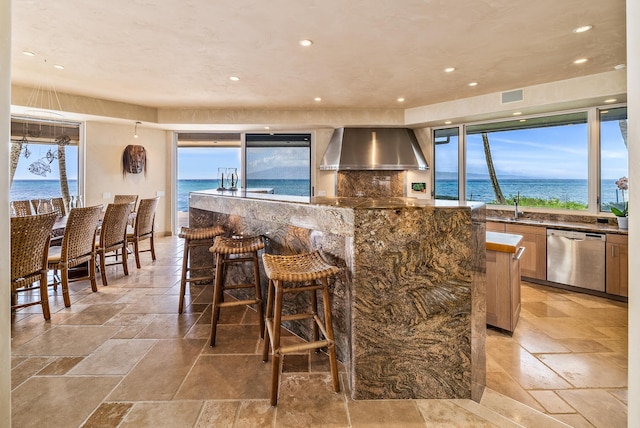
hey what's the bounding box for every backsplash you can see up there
[337,171,404,197]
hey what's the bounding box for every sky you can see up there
[438,121,628,180]
[12,143,78,180]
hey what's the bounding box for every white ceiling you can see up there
[11,0,626,111]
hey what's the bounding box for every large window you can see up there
[176,133,241,230]
[9,117,80,205]
[245,133,311,196]
[464,112,589,210]
[600,107,628,214]
[433,127,459,200]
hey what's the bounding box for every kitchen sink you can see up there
[487,217,545,224]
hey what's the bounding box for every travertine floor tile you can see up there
[12,376,121,428]
[194,401,240,427]
[108,339,206,401]
[349,399,425,427]
[556,389,627,428]
[175,354,270,400]
[480,388,570,428]
[416,399,508,427]
[275,373,349,428]
[236,401,276,428]
[201,324,262,354]
[119,401,203,428]
[528,390,575,414]
[135,313,199,338]
[82,402,133,428]
[68,338,156,375]
[13,325,120,356]
[538,353,627,388]
[11,356,53,389]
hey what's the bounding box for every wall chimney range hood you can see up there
[320,127,428,171]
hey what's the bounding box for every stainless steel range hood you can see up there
[319,127,428,171]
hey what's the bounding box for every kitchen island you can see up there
[188,190,486,401]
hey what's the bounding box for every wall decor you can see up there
[122,144,147,176]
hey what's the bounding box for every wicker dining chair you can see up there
[96,202,133,285]
[11,200,33,217]
[11,213,58,320]
[47,205,103,307]
[126,197,159,268]
[114,194,139,208]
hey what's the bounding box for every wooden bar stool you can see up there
[209,235,265,346]
[178,225,224,313]
[261,250,340,406]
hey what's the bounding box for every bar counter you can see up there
[188,189,487,401]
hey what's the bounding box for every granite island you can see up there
[188,190,487,401]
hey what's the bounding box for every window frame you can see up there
[431,104,627,216]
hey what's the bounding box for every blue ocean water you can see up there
[11,178,623,212]
[177,179,310,211]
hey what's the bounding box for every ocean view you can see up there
[10,178,623,212]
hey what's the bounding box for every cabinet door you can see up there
[486,222,506,232]
[606,234,628,297]
[505,224,546,280]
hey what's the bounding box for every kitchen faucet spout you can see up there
[514,192,523,219]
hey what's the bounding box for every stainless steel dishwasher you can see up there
[546,229,606,291]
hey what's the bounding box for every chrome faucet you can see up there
[514,192,523,219]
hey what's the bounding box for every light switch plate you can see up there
[156,191,165,197]
[102,192,111,199]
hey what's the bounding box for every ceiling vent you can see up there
[501,89,524,104]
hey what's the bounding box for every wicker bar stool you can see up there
[178,225,224,313]
[209,235,265,346]
[261,250,340,406]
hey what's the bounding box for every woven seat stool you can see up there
[209,235,265,346]
[261,250,340,406]
[178,225,224,313]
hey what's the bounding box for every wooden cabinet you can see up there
[505,224,546,280]
[606,234,628,297]
[486,232,523,332]
[486,222,506,232]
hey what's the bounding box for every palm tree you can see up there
[481,132,506,204]
[9,140,23,187]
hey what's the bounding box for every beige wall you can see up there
[84,121,172,234]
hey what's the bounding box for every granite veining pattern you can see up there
[337,170,405,197]
[189,191,485,401]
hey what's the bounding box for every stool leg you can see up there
[178,239,190,314]
[270,279,284,406]
[321,277,340,393]
[310,281,319,343]
[252,251,265,339]
[262,278,275,362]
[210,253,225,347]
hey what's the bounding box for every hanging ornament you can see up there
[45,149,58,164]
[28,159,51,177]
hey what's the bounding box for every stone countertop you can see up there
[486,232,523,253]
[192,189,483,210]
[486,216,628,236]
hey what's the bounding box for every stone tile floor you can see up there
[10,236,626,427]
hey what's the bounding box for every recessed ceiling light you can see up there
[614,64,626,70]
[573,58,588,64]
[444,121,452,125]
[53,64,64,70]
[513,111,522,116]
[519,119,526,122]
[314,97,322,102]
[299,39,313,47]
[264,126,270,130]
[573,25,593,33]
[468,82,478,87]
[397,97,405,102]
[22,50,35,57]
[229,76,240,81]
[604,98,617,103]
[444,67,455,73]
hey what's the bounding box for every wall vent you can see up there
[501,89,524,104]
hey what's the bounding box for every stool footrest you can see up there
[218,299,260,308]
[184,275,214,282]
[185,265,215,271]
[223,283,257,290]
[282,284,324,294]
[281,313,315,322]
[280,340,330,355]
